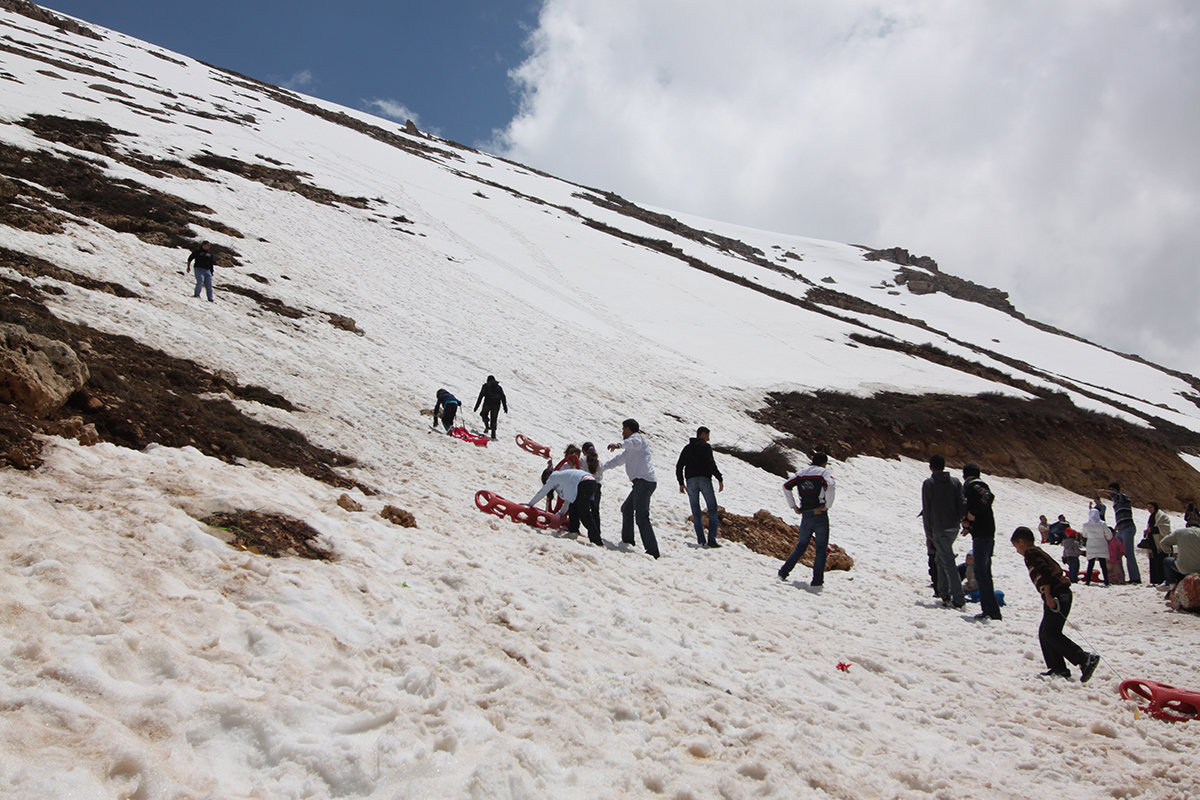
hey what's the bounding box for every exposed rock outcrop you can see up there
[0,322,88,417]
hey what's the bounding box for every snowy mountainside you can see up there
[2,4,1199,799]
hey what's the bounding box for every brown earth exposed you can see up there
[752,389,1200,511]
[691,506,854,570]
[201,510,332,560]
[0,265,369,493]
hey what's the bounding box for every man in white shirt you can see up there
[604,418,660,558]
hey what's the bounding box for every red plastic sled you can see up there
[475,490,566,530]
[1119,679,1200,722]
[451,426,489,447]
[515,433,550,458]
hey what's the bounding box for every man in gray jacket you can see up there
[922,454,966,608]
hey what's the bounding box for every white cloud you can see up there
[366,98,421,127]
[498,0,1200,374]
[281,69,315,90]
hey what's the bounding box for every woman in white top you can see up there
[1081,507,1112,586]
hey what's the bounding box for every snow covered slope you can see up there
[1,5,1198,799]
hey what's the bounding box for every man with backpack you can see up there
[473,375,508,439]
[962,463,1001,621]
[778,452,836,587]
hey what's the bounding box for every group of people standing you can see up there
[1038,484,1199,596]
[527,419,727,560]
[917,454,1102,681]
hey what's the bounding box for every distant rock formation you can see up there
[0,0,101,39]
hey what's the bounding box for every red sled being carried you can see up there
[475,490,565,530]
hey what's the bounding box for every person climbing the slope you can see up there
[432,389,461,433]
[473,375,508,440]
[185,240,215,302]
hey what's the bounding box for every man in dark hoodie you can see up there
[962,463,1001,621]
[473,375,508,439]
[675,426,725,548]
[186,240,215,302]
[922,454,966,608]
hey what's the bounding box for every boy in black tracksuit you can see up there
[1011,527,1100,682]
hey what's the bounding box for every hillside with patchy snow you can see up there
[1,4,1198,799]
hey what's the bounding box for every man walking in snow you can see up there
[473,375,508,439]
[922,454,966,608]
[1010,526,1101,682]
[778,452,836,587]
[676,426,724,548]
[604,419,660,558]
[186,240,215,302]
[962,463,1001,621]
[1101,481,1141,584]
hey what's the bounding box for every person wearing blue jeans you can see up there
[604,419,660,558]
[676,426,724,547]
[1103,482,1142,584]
[963,463,1001,620]
[186,241,215,301]
[778,452,836,586]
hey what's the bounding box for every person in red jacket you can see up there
[1011,526,1100,682]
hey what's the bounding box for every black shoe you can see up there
[1039,669,1072,680]
[810,581,823,587]
[1080,653,1101,684]
[778,570,788,581]
[973,612,991,621]
[952,601,966,609]
[707,541,721,549]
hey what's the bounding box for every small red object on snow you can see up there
[515,433,551,458]
[837,662,852,672]
[1119,679,1200,722]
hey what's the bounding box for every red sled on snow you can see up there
[475,490,566,530]
[451,426,489,447]
[1119,679,1200,722]
[515,433,550,459]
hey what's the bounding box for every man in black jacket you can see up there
[186,241,215,301]
[474,376,507,439]
[675,427,724,547]
[963,463,1001,621]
